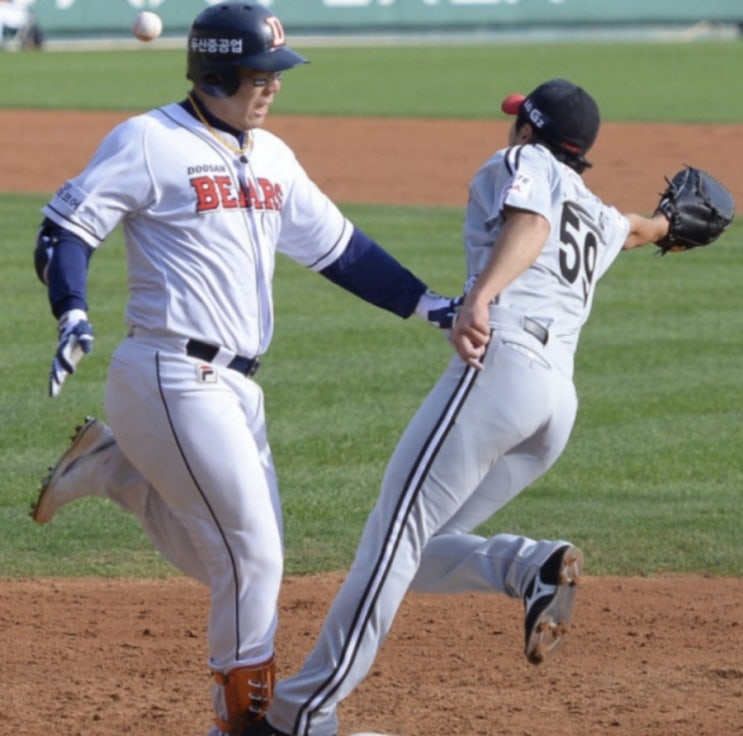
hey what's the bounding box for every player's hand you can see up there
[49,309,95,398]
[451,299,490,370]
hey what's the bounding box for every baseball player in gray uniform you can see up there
[226,79,674,736]
[30,4,457,735]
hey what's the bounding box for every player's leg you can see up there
[408,377,578,597]
[32,416,213,584]
[407,372,582,665]
[110,460,213,584]
[267,340,561,734]
[106,338,282,733]
[264,357,473,735]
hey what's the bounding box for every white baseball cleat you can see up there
[31,417,116,524]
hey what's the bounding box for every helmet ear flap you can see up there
[197,68,241,99]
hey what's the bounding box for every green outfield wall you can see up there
[27,0,743,38]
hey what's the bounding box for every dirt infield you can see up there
[3,575,743,736]
[3,110,743,209]
[2,109,742,736]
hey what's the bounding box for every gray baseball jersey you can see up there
[263,143,631,736]
[464,143,629,358]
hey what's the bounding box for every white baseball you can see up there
[132,11,163,42]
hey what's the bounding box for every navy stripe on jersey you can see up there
[293,363,481,736]
[306,218,352,270]
[43,204,103,244]
[504,144,525,177]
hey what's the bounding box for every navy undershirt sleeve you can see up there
[39,223,93,318]
[320,227,427,318]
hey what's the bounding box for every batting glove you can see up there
[415,290,464,330]
[49,309,95,398]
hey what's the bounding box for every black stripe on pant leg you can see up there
[154,352,244,661]
[294,363,481,735]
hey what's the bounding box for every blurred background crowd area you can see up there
[1,0,741,52]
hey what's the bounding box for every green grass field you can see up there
[1,40,741,578]
[2,41,742,121]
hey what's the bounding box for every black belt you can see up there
[186,339,261,377]
[522,317,549,346]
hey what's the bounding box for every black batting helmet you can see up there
[187,2,309,98]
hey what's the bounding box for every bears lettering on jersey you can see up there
[190,175,284,213]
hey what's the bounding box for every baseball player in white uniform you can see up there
[31,4,458,735]
[225,79,672,736]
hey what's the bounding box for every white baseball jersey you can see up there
[43,102,353,357]
[41,101,361,688]
[464,143,630,356]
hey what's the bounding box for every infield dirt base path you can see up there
[2,110,743,209]
[1,109,742,736]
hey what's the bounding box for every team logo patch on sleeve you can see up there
[508,173,533,199]
[52,181,86,212]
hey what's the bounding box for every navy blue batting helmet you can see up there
[187,2,308,98]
